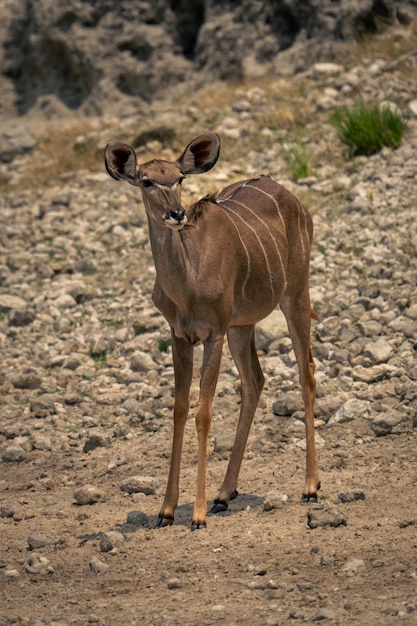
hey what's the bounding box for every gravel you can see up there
[0,53,416,625]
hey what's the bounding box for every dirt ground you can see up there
[1,397,417,626]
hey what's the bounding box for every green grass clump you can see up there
[158,338,171,353]
[330,99,407,157]
[281,142,312,180]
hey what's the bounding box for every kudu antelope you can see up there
[104,133,320,530]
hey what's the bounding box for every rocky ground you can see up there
[1,37,417,626]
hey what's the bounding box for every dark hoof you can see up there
[191,520,207,531]
[302,482,321,504]
[156,514,174,528]
[210,490,239,514]
[302,492,318,503]
[211,500,228,514]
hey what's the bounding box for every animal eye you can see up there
[178,176,186,185]
[142,179,153,188]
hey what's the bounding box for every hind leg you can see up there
[280,292,320,501]
[212,325,264,512]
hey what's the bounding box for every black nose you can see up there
[170,209,185,222]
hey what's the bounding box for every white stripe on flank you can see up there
[225,196,286,287]
[245,183,287,235]
[220,201,276,300]
[218,181,248,203]
[293,196,309,260]
[221,209,251,298]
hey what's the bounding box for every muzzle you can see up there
[164,208,188,230]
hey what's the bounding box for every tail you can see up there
[310,308,322,322]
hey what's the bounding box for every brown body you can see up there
[105,134,319,530]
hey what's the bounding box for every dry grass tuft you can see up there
[22,121,110,189]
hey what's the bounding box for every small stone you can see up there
[24,553,54,575]
[167,577,182,589]
[297,581,314,591]
[112,423,130,438]
[8,309,35,327]
[73,484,107,505]
[315,89,339,111]
[130,351,157,372]
[247,579,267,590]
[312,62,344,77]
[0,125,37,162]
[90,335,107,356]
[11,370,42,390]
[114,326,131,342]
[83,432,112,453]
[107,453,128,470]
[1,445,27,462]
[338,490,365,503]
[255,309,288,350]
[73,255,96,274]
[64,391,82,405]
[30,395,56,418]
[1,423,24,439]
[100,531,125,552]
[120,476,157,495]
[352,364,401,384]
[14,436,33,452]
[307,505,348,529]
[213,431,235,453]
[89,556,109,574]
[398,519,416,529]
[327,399,370,426]
[406,362,417,381]
[371,411,405,436]
[0,294,27,311]
[263,491,288,511]
[341,558,366,576]
[54,294,77,309]
[407,99,417,117]
[126,510,149,527]
[320,553,335,566]
[1,506,15,518]
[267,579,278,589]
[295,433,325,450]
[363,339,394,364]
[62,355,83,370]
[356,319,383,337]
[32,434,53,451]
[272,391,302,416]
[27,535,55,550]
[132,493,147,504]
[313,606,337,621]
[4,568,20,578]
[121,398,144,416]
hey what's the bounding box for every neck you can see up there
[147,215,195,292]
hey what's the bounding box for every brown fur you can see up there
[105,134,320,530]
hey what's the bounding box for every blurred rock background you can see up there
[1,0,416,119]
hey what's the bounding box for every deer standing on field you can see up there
[104,133,320,530]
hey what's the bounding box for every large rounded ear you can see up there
[104,142,137,184]
[177,133,220,175]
